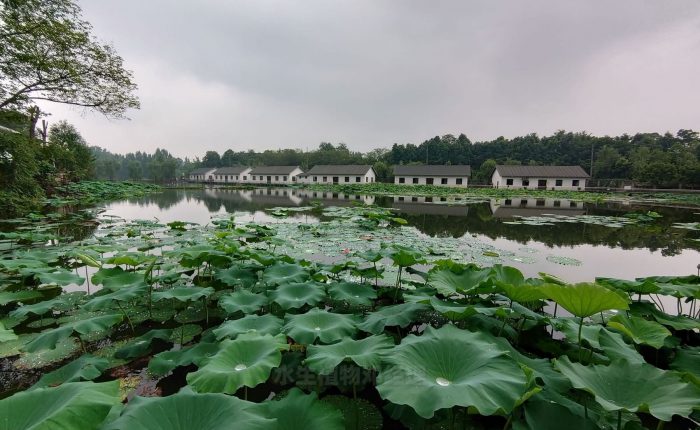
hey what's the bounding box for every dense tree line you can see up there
[91,147,188,182]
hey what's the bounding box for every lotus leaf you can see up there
[513,394,599,430]
[305,334,394,375]
[427,266,491,296]
[357,302,429,335]
[597,328,645,365]
[0,322,18,342]
[263,262,310,285]
[0,381,119,430]
[152,286,213,302]
[218,289,268,314]
[114,329,172,359]
[82,284,149,310]
[25,313,124,352]
[262,388,344,430]
[215,266,258,288]
[105,386,273,430]
[187,333,289,393]
[0,290,42,306]
[148,342,220,376]
[327,281,376,306]
[554,356,700,421]
[31,354,110,389]
[271,281,326,309]
[629,302,700,331]
[92,268,147,291]
[213,314,283,339]
[607,314,671,349]
[538,282,629,318]
[322,396,383,430]
[670,347,700,383]
[37,270,85,287]
[376,324,529,418]
[388,245,425,267]
[283,308,359,344]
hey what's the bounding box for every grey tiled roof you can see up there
[189,167,217,175]
[213,166,251,175]
[495,165,590,178]
[249,166,301,175]
[302,165,373,175]
[393,164,471,176]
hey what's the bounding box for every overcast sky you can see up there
[43,1,700,159]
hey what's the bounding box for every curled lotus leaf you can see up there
[25,313,124,352]
[91,268,147,291]
[305,334,394,375]
[105,386,273,430]
[427,265,492,296]
[554,356,700,421]
[0,381,120,430]
[218,289,268,314]
[148,342,220,376]
[327,281,376,307]
[376,324,530,418]
[214,266,258,289]
[30,354,110,389]
[607,313,671,349]
[152,286,214,302]
[82,284,149,311]
[187,333,289,394]
[213,314,283,340]
[36,269,85,287]
[0,322,18,342]
[270,281,326,310]
[262,387,344,430]
[538,283,629,318]
[283,308,359,344]
[0,290,43,306]
[358,303,430,335]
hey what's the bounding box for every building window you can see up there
[504,199,512,206]
[313,176,317,182]
[553,200,561,207]
[365,177,368,182]
[398,196,404,201]
[323,176,327,182]
[441,178,447,184]
[520,199,527,206]
[412,178,418,184]
[356,176,361,182]
[570,201,577,208]
[399,177,405,184]
[411,197,418,202]
[425,197,433,203]
[506,178,513,185]
[555,179,563,186]
[522,179,530,186]
[536,199,545,206]
[345,176,350,182]
[275,176,279,181]
[572,179,580,186]
[456,178,463,185]
[252,176,256,180]
[243,176,247,180]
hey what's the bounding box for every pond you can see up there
[100,187,700,284]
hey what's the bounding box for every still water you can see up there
[102,187,700,283]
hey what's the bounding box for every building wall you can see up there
[210,168,252,183]
[189,169,217,182]
[300,170,375,184]
[491,170,586,190]
[394,175,469,187]
[248,167,303,184]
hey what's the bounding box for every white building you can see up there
[248,166,304,184]
[298,165,376,184]
[188,167,217,182]
[211,166,252,183]
[491,165,589,190]
[393,165,471,187]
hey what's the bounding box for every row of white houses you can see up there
[189,164,589,190]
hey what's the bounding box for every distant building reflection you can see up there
[489,198,586,218]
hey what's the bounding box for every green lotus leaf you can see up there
[550,318,604,349]
[629,302,700,331]
[425,297,480,321]
[263,262,310,285]
[0,290,43,306]
[355,249,383,263]
[538,283,629,318]
[187,333,289,393]
[91,268,147,291]
[512,392,599,430]
[427,265,491,296]
[0,381,119,430]
[262,388,344,430]
[152,286,214,302]
[388,245,425,267]
[0,321,18,342]
[283,308,359,344]
[492,266,546,303]
[218,289,268,314]
[271,281,326,309]
[114,329,172,359]
[148,342,220,376]
[554,356,700,421]
[30,354,110,389]
[596,277,660,294]
[305,334,394,375]
[213,314,283,339]
[214,266,258,288]
[597,327,645,365]
[25,313,124,352]
[10,293,85,319]
[82,284,149,311]
[169,323,203,344]
[105,252,152,268]
[327,281,376,307]
[74,252,102,268]
[607,314,671,349]
[322,396,382,430]
[376,324,529,418]
[105,386,273,430]
[357,303,429,335]
[37,270,85,287]
[670,347,700,383]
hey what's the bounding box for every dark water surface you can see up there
[101,187,700,284]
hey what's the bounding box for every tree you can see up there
[202,151,221,168]
[0,0,139,117]
[221,149,236,166]
[476,159,497,184]
[46,120,93,181]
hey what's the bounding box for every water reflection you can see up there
[104,187,700,257]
